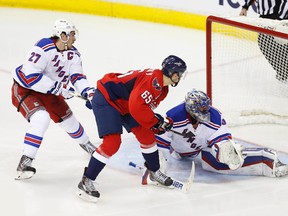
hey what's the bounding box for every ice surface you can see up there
[1,7,288,216]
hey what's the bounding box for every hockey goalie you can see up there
[156,89,288,177]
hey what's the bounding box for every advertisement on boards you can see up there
[107,0,258,16]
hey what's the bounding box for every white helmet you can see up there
[52,19,78,38]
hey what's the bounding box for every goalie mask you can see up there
[185,89,211,122]
[52,19,78,42]
[162,55,187,87]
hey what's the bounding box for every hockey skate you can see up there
[142,166,173,188]
[15,155,36,180]
[273,161,288,177]
[77,172,100,202]
[79,140,96,155]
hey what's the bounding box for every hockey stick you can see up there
[129,160,195,193]
[68,90,88,100]
[170,129,195,138]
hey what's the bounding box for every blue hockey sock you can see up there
[142,150,160,172]
[84,157,106,180]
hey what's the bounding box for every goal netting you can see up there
[206,16,288,126]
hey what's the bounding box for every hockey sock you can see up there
[142,150,160,172]
[85,157,106,180]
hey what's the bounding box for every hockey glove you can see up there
[48,81,75,99]
[81,87,95,110]
[151,113,173,135]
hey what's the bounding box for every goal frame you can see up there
[206,15,288,103]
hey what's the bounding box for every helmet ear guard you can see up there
[185,89,211,122]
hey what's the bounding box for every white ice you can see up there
[1,7,288,216]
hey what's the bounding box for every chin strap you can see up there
[64,43,68,51]
[59,36,69,51]
[170,78,179,87]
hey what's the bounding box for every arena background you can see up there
[0,0,258,30]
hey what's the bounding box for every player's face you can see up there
[61,31,76,49]
[66,31,76,49]
[171,72,181,85]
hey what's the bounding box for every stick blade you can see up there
[171,161,195,193]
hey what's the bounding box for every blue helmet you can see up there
[162,55,187,78]
[185,89,211,122]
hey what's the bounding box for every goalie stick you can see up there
[128,160,195,193]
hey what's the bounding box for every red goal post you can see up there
[206,16,288,126]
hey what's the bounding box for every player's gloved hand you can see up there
[48,82,75,99]
[151,113,173,135]
[81,87,95,110]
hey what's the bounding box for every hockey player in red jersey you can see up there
[77,55,187,202]
[11,19,96,180]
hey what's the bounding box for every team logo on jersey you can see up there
[34,102,39,107]
[152,77,161,91]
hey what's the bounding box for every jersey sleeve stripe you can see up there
[202,122,220,130]
[70,73,87,85]
[16,66,43,88]
[173,119,190,128]
[156,136,170,149]
[42,43,56,52]
[208,133,232,147]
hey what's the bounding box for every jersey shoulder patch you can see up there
[35,38,56,52]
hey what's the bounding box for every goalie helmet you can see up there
[162,55,187,79]
[52,19,78,38]
[185,89,211,122]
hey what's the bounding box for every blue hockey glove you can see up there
[81,87,95,109]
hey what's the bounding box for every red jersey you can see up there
[97,69,169,129]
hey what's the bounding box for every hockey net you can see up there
[206,16,288,126]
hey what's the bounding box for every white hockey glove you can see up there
[81,87,95,109]
[216,139,244,170]
[48,81,75,99]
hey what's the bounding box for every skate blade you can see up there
[15,171,35,180]
[148,179,174,189]
[76,189,99,203]
[142,176,174,189]
[142,169,173,189]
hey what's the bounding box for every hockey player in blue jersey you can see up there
[156,89,288,177]
[11,19,96,180]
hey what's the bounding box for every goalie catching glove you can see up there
[151,113,173,135]
[216,139,245,170]
[48,81,75,99]
[81,87,95,110]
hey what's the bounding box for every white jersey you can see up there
[12,38,90,95]
[156,102,232,157]
[156,102,284,177]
